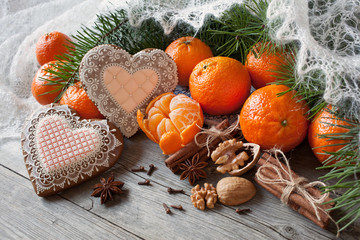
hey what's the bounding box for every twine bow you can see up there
[256,149,328,220]
[255,149,339,236]
[194,119,240,156]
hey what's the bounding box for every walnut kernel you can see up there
[191,183,217,210]
[211,139,260,176]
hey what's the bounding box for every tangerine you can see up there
[165,37,213,86]
[189,56,251,115]
[31,61,64,105]
[137,92,204,154]
[245,43,286,89]
[36,31,73,66]
[308,105,352,165]
[240,85,309,152]
[60,82,104,119]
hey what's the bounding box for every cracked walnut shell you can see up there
[211,139,260,176]
[216,177,256,206]
[191,183,217,210]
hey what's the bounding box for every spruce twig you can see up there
[49,11,130,102]
[314,109,360,232]
[198,0,270,63]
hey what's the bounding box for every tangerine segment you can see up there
[137,110,158,143]
[308,106,351,165]
[159,132,182,155]
[153,92,174,117]
[137,92,204,154]
[169,94,204,132]
[240,85,309,153]
[145,92,172,113]
[180,120,203,145]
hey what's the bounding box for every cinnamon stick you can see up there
[165,119,231,172]
[255,153,334,229]
[260,153,332,202]
[255,178,327,228]
[255,166,330,228]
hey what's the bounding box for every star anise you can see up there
[91,175,124,204]
[179,153,208,185]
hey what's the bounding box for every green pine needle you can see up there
[198,0,270,63]
[314,108,360,232]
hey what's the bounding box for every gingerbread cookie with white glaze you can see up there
[79,44,178,138]
[21,104,124,197]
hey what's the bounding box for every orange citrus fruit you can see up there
[240,85,309,152]
[308,105,352,165]
[165,37,213,86]
[245,43,286,89]
[36,31,73,66]
[32,60,65,105]
[189,56,251,115]
[60,82,104,119]
[137,92,204,154]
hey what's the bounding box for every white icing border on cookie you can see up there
[22,105,122,194]
[79,45,178,138]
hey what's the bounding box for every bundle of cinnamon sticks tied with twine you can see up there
[165,119,240,173]
[255,150,337,232]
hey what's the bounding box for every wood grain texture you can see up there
[1,134,359,240]
[0,166,139,240]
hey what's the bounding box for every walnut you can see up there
[216,177,256,206]
[190,183,217,210]
[211,139,260,176]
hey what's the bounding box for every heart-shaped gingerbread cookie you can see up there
[79,45,178,138]
[21,104,123,197]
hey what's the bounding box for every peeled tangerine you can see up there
[137,92,204,154]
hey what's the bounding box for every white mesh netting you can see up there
[1,0,359,141]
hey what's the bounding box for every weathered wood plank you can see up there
[58,134,348,240]
[1,134,359,239]
[0,165,141,240]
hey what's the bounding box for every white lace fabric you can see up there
[22,104,121,194]
[268,0,360,119]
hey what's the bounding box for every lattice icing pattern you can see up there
[22,104,122,195]
[36,115,101,173]
[103,66,158,113]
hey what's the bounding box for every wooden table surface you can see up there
[1,132,359,240]
[1,1,359,239]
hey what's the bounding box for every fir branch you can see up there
[314,108,360,232]
[273,45,327,118]
[198,0,270,63]
[50,11,130,102]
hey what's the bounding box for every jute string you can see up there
[194,119,240,156]
[255,149,339,236]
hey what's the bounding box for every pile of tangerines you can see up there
[32,31,103,119]
[32,32,349,165]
